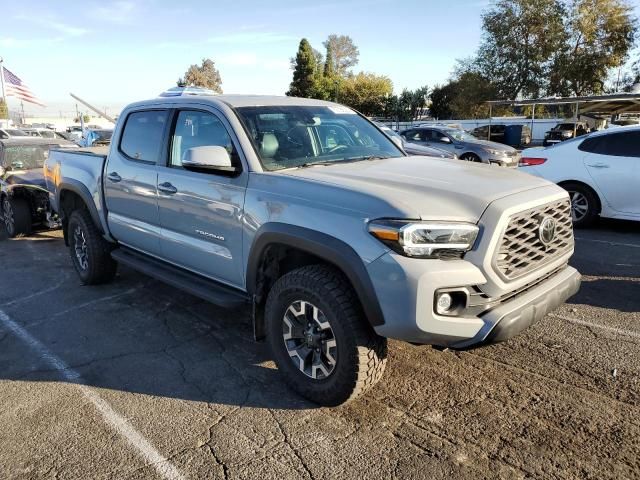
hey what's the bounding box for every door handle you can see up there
[586,163,609,169]
[158,182,177,194]
[107,172,122,182]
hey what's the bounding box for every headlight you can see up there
[368,220,479,259]
[485,148,504,156]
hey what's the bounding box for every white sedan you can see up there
[519,126,640,227]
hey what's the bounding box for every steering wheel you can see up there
[328,144,349,153]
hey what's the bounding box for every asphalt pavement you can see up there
[0,219,638,479]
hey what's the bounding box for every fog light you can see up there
[436,293,453,314]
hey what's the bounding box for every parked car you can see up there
[520,126,640,227]
[0,128,28,139]
[45,91,580,406]
[376,124,457,159]
[1,137,76,237]
[471,124,531,147]
[22,128,68,140]
[400,126,520,167]
[543,122,590,146]
[80,128,113,147]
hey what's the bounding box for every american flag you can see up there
[2,66,46,107]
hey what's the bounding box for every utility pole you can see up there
[20,101,25,125]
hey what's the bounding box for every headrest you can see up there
[259,133,279,158]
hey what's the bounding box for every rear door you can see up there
[156,108,248,288]
[581,130,640,214]
[104,109,169,255]
[428,129,457,154]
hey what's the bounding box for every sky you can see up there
[0,0,495,117]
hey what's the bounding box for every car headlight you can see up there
[485,148,504,156]
[368,220,479,259]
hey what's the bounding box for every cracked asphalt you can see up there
[0,219,638,479]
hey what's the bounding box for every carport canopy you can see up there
[482,93,640,139]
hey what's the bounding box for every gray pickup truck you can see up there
[45,90,581,406]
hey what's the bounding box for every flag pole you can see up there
[0,57,6,104]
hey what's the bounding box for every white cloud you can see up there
[207,32,295,45]
[14,15,88,37]
[91,1,137,24]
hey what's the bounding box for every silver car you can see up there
[376,124,457,159]
[400,126,520,167]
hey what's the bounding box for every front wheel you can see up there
[67,209,117,284]
[460,153,481,162]
[2,196,32,238]
[265,265,387,406]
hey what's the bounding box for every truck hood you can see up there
[280,156,552,222]
[3,169,47,189]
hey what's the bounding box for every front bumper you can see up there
[368,251,581,349]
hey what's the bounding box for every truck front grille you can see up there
[494,199,573,280]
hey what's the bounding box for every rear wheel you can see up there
[562,182,599,228]
[460,153,481,162]
[265,265,387,406]
[67,209,117,284]
[2,197,32,238]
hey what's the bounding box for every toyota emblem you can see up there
[538,216,556,246]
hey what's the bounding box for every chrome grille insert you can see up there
[494,199,573,280]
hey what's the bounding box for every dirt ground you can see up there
[0,219,638,479]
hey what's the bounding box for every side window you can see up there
[604,131,640,158]
[578,136,603,153]
[170,110,236,168]
[403,129,421,141]
[120,110,169,163]
[431,130,448,142]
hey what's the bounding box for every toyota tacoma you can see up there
[44,88,581,406]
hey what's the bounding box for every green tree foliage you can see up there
[287,39,318,97]
[0,100,8,120]
[475,0,567,99]
[337,73,393,115]
[429,83,458,119]
[322,34,360,76]
[74,114,91,123]
[178,58,223,93]
[550,0,638,96]
[324,43,336,78]
[429,72,499,119]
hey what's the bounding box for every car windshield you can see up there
[94,130,113,141]
[556,123,575,130]
[444,129,476,142]
[235,105,403,171]
[3,145,53,170]
[6,129,27,136]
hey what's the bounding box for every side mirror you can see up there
[440,137,452,144]
[182,145,236,173]
[389,135,404,150]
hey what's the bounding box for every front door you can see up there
[156,108,248,288]
[104,109,169,256]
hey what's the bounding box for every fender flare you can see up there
[57,180,104,234]
[246,223,385,327]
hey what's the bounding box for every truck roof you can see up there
[127,94,339,110]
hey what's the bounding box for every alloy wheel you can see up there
[73,225,89,270]
[282,300,337,380]
[3,199,14,235]
[569,191,589,222]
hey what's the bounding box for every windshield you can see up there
[556,123,575,130]
[235,105,403,171]
[3,145,54,170]
[6,129,27,136]
[445,129,477,142]
[94,130,113,141]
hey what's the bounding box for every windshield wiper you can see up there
[292,155,391,170]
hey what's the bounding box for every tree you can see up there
[549,0,638,96]
[337,73,393,116]
[287,39,319,98]
[475,0,567,99]
[324,43,336,78]
[0,100,8,120]
[323,34,359,76]
[74,114,91,123]
[178,58,223,93]
[429,83,459,119]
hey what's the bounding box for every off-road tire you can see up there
[67,209,117,285]
[265,264,387,406]
[562,182,599,228]
[2,196,32,238]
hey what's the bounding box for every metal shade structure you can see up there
[483,93,640,140]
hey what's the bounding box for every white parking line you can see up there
[551,313,640,340]
[0,309,185,480]
[574,237,640,249]
[1,275,68,308]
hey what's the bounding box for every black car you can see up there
[0,137,76,237]
[543,122,590,146]
[471,124,531,147]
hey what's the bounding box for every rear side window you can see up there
[579,131,640,157]
[120,110,169,163]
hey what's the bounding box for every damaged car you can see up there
[1,137,76,237]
